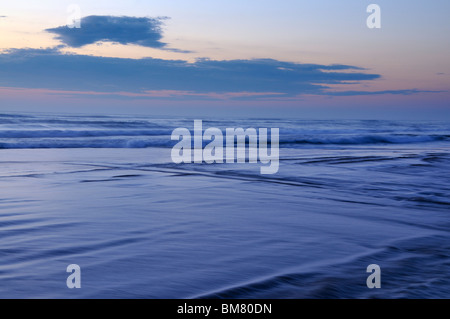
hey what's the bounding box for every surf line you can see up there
[171,120,279,174]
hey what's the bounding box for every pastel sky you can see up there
[0,0,449,119]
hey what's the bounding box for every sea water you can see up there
[0,112,449,298]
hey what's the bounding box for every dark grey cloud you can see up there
[0,48,390,98]
[45,15,169,49]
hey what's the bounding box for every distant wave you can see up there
[0,138,172,149]
[281,134,449,146]
[0,119,166,129]
[0,113,449,149]
[0,134,447,149]
[0,129,171,138]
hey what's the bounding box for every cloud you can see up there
[326,89,443,96]
[0,48,387,99]
[46,15,169,49]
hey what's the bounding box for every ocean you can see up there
[0,112,449,298]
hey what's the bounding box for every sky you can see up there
[0,0,449,119]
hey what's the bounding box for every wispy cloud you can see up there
[46,15,170,49]
[0,47,420,100]
[0,87,286,100]
[325,89,444,96]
